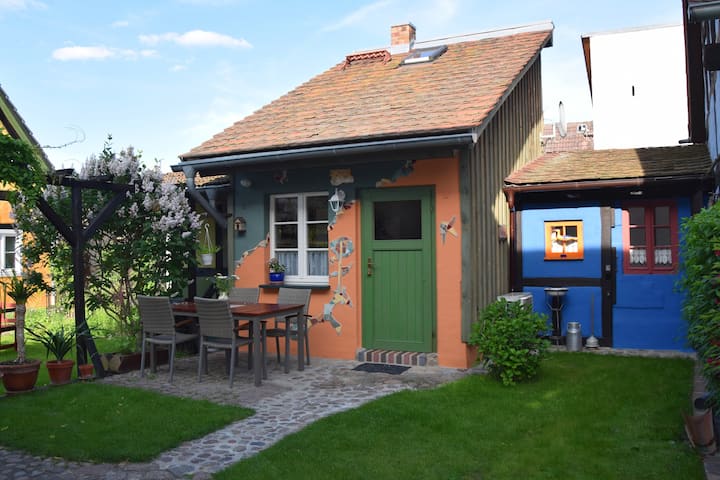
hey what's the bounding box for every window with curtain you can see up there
[622,202,677,274]
[270,192,328,283]
[0,230,18,275]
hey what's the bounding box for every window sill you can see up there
[259,283,331,291]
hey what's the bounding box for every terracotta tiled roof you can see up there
[182,25,553,160]
[541,121,594,153]
[505,144,711,185]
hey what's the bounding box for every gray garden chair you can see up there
[230,287,263,371]
[265,287,312,367]
[194,296,253,388]
[137,295,198,383]
[228,287,260,304]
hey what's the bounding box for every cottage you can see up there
[174,22,554,368]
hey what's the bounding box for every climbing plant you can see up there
[12,137,203,348]
[0,134,46,204]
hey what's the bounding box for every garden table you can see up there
[171,301,306,386]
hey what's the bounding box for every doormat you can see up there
[352,363,410,375]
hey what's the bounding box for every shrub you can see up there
[678,201,720,407]
[469,299,550,386]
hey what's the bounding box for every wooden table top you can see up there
[171,301,304,317]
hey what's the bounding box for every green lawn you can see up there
[0,382,252,462]
[215,353,704,480]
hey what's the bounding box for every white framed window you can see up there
[270,192,328,283]
[0,229,20,276]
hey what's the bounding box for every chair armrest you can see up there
[284,313,312,321]
[175,318,195,328]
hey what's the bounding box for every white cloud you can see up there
[112,20,130,28]
[139,30,252,48]
[171,64,188,72]
[0,0,46,10]
[322,0,393,32]
[52,45,157,61]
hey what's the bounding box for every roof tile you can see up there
[505,144,711,185]
[183,27,552,159]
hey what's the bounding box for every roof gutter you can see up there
[172,132,476,173]
[688,1,720,22]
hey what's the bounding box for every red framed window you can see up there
[622,201,677,274]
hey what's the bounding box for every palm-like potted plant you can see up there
[25,324,75,385]
[0,270,51,393]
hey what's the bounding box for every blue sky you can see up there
[0,0,683,172]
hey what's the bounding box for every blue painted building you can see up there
[504,145,711,351]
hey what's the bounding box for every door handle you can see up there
[367,257,374,277]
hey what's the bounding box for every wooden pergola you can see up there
[2,171,132,377]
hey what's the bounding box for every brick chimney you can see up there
[390,23,416,53]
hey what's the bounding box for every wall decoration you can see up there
[273,169,288,184]
[440,216,458,244]
[330,169,354,186]
[236,234,270,268]
[375,160,416,187]
[544,220,583,260]
[322,236,354,334]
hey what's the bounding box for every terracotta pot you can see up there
[78,363,94,380]
[0,359,41,394]
[46,359,75,386]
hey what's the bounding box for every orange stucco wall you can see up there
[233,155,473,368]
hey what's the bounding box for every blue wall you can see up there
[610,199,690,350]
[519,199,691,351]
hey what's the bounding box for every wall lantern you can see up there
[234,216,247,233]
[329,188,346,213]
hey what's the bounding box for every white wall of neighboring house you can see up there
[588,24,688,150]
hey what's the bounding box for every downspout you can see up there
[504,188,518,292]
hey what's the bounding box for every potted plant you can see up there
[268,257,286,283]
[198,223,220,266]
[214,273,238,299]
[25,323,75,386]
[0,270,51,393]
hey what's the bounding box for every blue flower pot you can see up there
[269,272,285,283]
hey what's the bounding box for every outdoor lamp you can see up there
[234,216,247,233]
[329,188,346,213]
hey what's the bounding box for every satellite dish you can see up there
[557,101,567,138]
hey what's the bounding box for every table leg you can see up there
[252,319,262,386]
[297,307,305,371]
[284,320,291,374]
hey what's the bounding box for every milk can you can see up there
[566,322,582,352]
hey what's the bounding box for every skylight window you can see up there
[401,45,448,65]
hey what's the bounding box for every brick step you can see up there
[355,349,437,367]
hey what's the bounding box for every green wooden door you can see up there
[361,187,435,352]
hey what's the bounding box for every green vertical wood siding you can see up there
[460,58,544,341]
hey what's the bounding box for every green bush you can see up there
[678,201,720,407]
[469,299,550,386]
